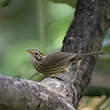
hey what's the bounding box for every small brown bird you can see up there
[27,49,103,79]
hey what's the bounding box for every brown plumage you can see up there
[27,49,103,79]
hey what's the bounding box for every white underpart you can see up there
[29,54,36,62]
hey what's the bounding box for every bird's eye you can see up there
[35,52,38,55]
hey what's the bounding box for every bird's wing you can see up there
[41,52,77,69]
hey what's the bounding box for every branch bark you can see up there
[0,75,75,110]
[0,0,110,110]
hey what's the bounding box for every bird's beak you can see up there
[26,49,33,54]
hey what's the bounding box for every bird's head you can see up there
[26,49,45,61]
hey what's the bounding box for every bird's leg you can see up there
[28,72,39,80]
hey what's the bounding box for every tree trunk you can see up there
[0,0,110,110]
[61,0,110,107]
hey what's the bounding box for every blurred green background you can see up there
[0,0,110,86]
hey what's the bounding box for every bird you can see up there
[26,49,103,79]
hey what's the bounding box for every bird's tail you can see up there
[73,52,103,61]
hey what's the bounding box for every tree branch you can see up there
[0,75,75,110]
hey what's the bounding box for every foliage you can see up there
[47,0,77,7]
[0,0,10,8]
